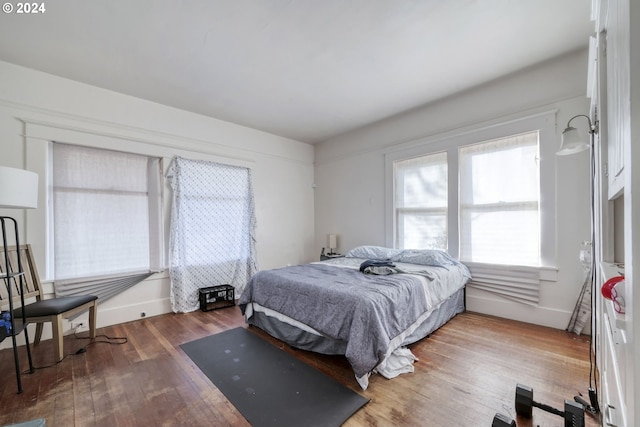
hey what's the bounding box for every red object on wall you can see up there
[601,275,625,300]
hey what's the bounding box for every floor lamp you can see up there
[0,166,38,393]
[559,114,597,333]
[557,114,600,414]
[492,117,601,424]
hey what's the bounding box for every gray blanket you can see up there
[238,263,429,378]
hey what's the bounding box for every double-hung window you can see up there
[51,143,163,301]
[387,112,556,305]
[394,152,448,250]
[459,132,540,266]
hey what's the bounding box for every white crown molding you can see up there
[0,98,313,166]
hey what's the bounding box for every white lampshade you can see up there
[0,167,39,209]
[328,234,337,250]
[557,126,590,156]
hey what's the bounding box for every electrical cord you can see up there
[588,126,599,409]
[74,331,128,346]
[21,332,128,372]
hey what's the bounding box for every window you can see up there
[391,133,540,264]
[386,112,557,305]
[167,157,257,313]
[52,143,163,280]
[394,152,448,250]
[459,132,540,266]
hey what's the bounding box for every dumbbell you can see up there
[515,384,585,427]
[491,413,516,427]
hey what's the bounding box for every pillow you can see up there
[345,245,402,260]
[391,249,460,267]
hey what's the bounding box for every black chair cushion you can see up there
[14,295,97,317]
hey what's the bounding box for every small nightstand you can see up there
[321,253,344,261]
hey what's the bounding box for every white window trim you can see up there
[393,151,448,250]
[384,111,558,285]
[24,123,168,281]
[23,118,254,287]
[51,142,163,280]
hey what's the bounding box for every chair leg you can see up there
[34,322,44,345]
[88,301,97,340]
[52,315,64,362]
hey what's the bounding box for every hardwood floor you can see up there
[0,308,600,427]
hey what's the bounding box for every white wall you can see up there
[314,49,592,329]
[0,46,593,342]
[0,60,315,344]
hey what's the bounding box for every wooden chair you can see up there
[0,244,97,362]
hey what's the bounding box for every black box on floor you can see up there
[199,285,235,312]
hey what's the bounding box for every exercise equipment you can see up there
[574,394,598,416]
[515,384,585,427]
[587,387,600,413]
[491,413,516,427]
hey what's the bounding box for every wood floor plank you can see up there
[52,356,75,427]
[0,308,599,427]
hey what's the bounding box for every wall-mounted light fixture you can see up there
[557,114,599,156]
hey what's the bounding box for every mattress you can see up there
[239,248,471,389]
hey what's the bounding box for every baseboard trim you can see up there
[1,293,578,352]
[0,298,173,350]
[95,298,173,328]
[466,293,573,330]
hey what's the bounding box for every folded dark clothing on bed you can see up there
[360,259,396,274]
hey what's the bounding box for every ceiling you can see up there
[0,0,594,144]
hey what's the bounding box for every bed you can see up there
[238,246,471,389]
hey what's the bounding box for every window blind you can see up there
[52,143,163,301]
[464,262,540,306]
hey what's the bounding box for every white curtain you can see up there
[167,157,257,313]
[52,143,163,302]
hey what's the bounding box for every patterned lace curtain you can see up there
[167,157,257,313]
